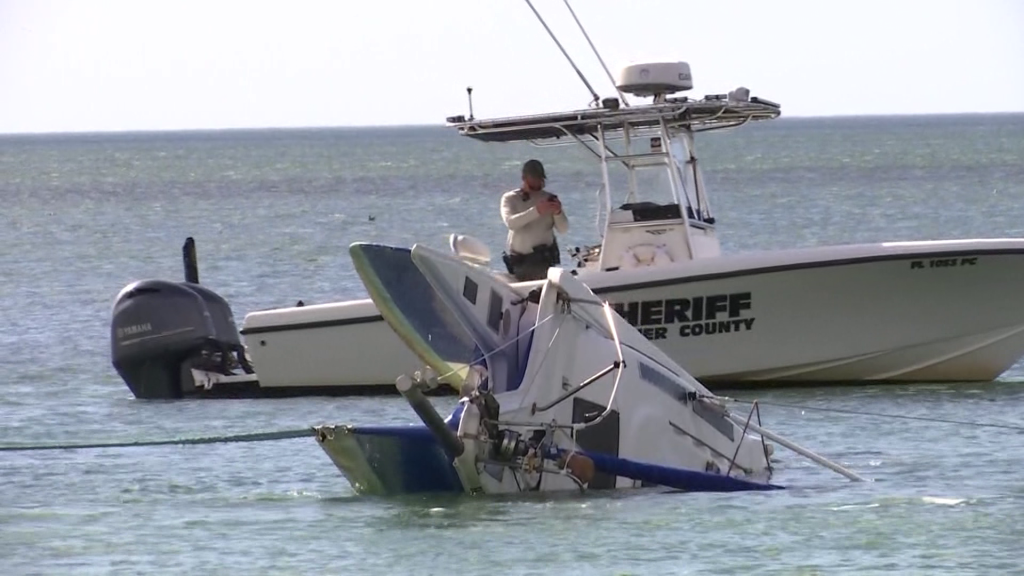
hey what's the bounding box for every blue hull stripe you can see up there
[579,450,783,491]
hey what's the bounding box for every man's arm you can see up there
[553,209,569,233]
[501,192,540,230]
[548,193,569,233]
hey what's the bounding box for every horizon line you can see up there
[2,109,1023,138]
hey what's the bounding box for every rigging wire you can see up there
[523,0,601,106]
[560,0,629,107]
[721,397,1024,433]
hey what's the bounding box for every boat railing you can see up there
[568,243,601,269]
[535,125,665,150]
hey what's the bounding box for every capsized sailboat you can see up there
[312,242,865,495]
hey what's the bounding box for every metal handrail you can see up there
[530,361,622,415]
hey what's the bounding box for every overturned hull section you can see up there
[315,422,465,495]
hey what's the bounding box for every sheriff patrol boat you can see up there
[109,2,1024,399]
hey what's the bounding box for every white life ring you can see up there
[621,244,673,268]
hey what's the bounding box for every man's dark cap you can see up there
[522,159,546,179]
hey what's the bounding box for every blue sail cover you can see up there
[578,451,783,492]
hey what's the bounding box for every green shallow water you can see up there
[2,114,1024,574]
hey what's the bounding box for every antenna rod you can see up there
[523,0,601,106]
[561,0,630,107]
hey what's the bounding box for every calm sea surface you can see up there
[2,114,1024,574]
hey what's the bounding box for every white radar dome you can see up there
[616,62,693,98]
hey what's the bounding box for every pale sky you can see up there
[1,0,1022,134]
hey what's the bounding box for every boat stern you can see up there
[313,423,464,496]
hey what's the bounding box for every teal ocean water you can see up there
[2,114,1024,574]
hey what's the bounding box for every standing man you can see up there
[500,159,569,281]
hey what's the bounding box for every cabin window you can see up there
[463,277,478,305]
[486,289,503,333]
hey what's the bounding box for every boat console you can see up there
[597,201,689,271]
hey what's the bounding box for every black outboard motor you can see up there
[111,238,254,399]
[111,280,253,399]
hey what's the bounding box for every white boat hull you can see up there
[587,249,1024,383]
[238,299,416,394]
[241,239,1024,392]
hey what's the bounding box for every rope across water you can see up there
[3,398,1019,453]
[0,428,316,453]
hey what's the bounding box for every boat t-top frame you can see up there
[443,0,782,269]
[446,96,780,221]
